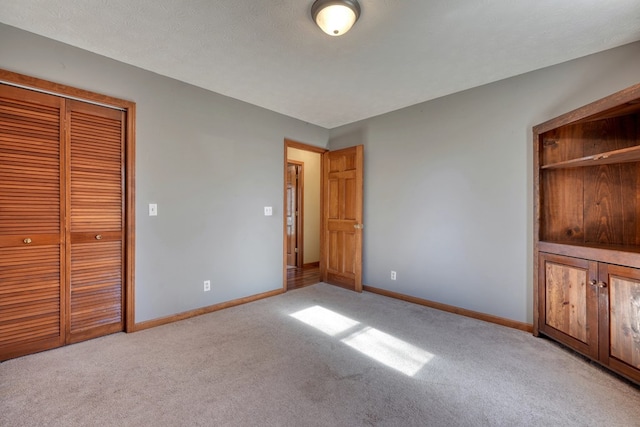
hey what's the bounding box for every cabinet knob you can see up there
[95,234,103,240]
[588,279,597,286]
[23,238,32,244]
[598,281,607,288]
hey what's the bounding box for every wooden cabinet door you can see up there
[598,263,640,383]
[0,86,65,359]
[66,100,124,343]
[322,145,363,292]
[538,253,599,359]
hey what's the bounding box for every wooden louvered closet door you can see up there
[66,100,124,343]
[0,85,125,360]
[0,86,65,359]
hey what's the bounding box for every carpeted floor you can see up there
[1,283,639,426]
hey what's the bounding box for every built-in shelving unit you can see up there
[533,82,640,385]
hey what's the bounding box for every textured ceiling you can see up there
[1,1,639,128]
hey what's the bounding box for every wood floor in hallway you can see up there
[287,265,320,290]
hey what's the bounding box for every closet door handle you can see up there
[95,234,103,240]
[23,238,32,244]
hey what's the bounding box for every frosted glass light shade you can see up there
[312,0,361,36]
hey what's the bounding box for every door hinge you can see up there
[295,211,299,216]
[295,248,298,253]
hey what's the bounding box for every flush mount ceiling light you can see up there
[311,0,361,36]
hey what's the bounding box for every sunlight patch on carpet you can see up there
[290,305,434,376]
[342,326,434,376]
[290,305,360,336]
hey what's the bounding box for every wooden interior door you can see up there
[322,145,363,291]
[538,253,599,359]
[66,100,125,343]
[0,85,66,360]
[599,263,640,382]
[286,163,300,267]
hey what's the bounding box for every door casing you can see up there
[283,139,363,292]
[286,161,303,268]
[0,69,136,335]
[283,139,326,289]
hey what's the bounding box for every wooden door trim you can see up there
[286,139,327,154]
[0,68,137,333]
[0,69,135,111]
[283,139,327,291]
[287,160,304,267]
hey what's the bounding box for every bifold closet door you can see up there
[0,86,65,360]
[66,100,124,343]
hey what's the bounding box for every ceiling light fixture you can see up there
[311,0,361,37]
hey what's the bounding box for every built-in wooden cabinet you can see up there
[538,253,599,358]
[534,82,640,384]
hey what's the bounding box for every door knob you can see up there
[23,238,32,244]
[95,234,103,240]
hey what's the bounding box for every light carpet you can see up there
[1,283,639,426]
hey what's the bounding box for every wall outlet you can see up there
[390,271,397,281]
[204,280,211,292]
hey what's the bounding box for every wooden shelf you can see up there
[541,145,640,169]
[539,241,640,269]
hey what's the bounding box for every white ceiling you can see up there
[1,1,639,128]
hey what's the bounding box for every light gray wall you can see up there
[3,23,639,327]
[0,24,328,323]
[329,41,640,324]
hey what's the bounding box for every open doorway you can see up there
[284,140,325,290]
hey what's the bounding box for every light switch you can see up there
[264,206,273,216]
[149,203,158,216]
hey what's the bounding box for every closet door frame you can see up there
[0,69,137,333]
